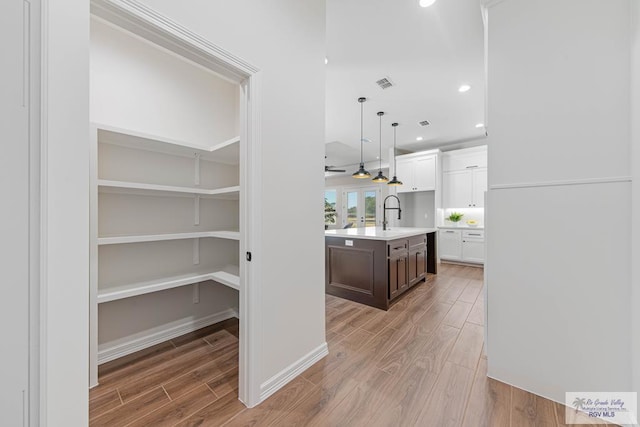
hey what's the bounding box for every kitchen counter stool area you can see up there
[325,228,438,310]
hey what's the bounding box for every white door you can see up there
[1,0,31,424]
[343,187,382,228]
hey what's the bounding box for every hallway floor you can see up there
[89,264,604,426]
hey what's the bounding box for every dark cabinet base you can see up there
[325,232,437,310]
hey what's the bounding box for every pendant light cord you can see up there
[379,114,382,170]
[360,100,364,164]
[393,125,397,173]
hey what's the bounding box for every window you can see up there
[325,189,337,226]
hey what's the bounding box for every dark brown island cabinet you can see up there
[325,229,438,310]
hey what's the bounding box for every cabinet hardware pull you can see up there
[466,165,478,169]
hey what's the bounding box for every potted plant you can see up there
[445,212,464,226]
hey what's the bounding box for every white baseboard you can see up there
[259,342,329,402]
[97,308,239,365]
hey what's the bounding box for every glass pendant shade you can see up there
[352,97,370,179]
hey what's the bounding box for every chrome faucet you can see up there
[383,195,402,231]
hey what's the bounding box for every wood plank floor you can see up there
[90,264,611,426]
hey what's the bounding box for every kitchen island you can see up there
[325,227,438,310]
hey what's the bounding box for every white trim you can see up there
[95,308,238,372]
[90,0,258,80]
[490,176,632,190]
[39,0,49,422]
[238,73,263,408]
[88,0,263,408]
[259,342,329,402]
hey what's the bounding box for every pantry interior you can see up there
[88,13,250,398]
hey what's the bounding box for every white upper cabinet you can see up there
[442,149,487,172]
[442,147,487,208]
[395,152,438,193]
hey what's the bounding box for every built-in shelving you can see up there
[95,123,240,163]
[98,179,240,199]
[98,230,240,245]
[97,265,240,303]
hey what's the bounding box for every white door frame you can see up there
[89,0,263,407]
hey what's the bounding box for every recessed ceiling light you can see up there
[475,123,484,128]
[416,136,423,141]
[458,84,471,93]
[324,57,329,65]
[419,0,437,7]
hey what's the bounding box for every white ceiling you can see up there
[325,0,486,170]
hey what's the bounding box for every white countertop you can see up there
[325,227,437,241]
[438,225,484,230]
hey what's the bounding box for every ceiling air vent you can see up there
[419,120,430,127]
[375,77,394,90]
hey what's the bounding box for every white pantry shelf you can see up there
[97,265,240,303]
[98,180,240,199]
[98,230,240,245]
[94,123,240,164]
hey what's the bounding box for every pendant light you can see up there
[388,122,403,186]
[352,97,371,179]
[372,111,388,183]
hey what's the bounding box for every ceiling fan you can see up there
[325,156,346,173]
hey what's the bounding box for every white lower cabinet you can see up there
[439,229,463,261]
[439,229,484,264]
[462,230,485,263]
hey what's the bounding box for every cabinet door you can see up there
[471,168,488,208]
[408,250,417,284]
[443,170,473,208]
[415,249,426,281]
[395,159,413,193]
[397,256,409,293]
[462,239,485,263]
[414,156,436,191]
[439,230,462,260]
[389,256,399,298]
[408,248,426,286]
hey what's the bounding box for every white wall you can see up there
[398,192,435,228]
[91,18,239,144]
[486,0,632,404]
[632,0,640,410]
[136,0,327,388]
[41,0,90,425]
